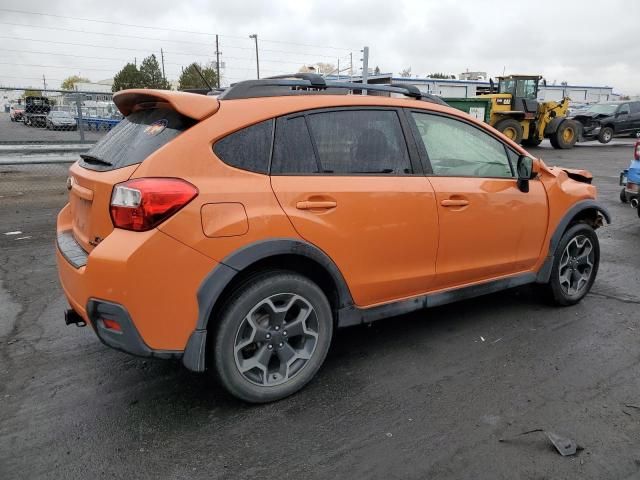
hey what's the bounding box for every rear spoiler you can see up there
[113,89,220,121]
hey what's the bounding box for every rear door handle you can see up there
[296,200,337,210]
[440,199,469,207]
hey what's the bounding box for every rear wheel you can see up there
[598,126,613,144]
[550,120,578,149]
[212,271,333,403]
[494,118,523,144]
[545,223,599,306]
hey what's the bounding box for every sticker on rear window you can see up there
[144,119,168,136]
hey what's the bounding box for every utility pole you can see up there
[134,57,137,67]
[42,74,47,92]
[350,52,353,81]
[249,33,259,79]
[160,48,166,81]
[361,46,369,95]
[337,58,340,81]
[215,34,221,88]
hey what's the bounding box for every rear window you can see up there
[80,107,195,171]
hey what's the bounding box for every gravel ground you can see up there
[1,140,639,480]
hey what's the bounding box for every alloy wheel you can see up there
[233,293,319,386]
[558,235,594,295]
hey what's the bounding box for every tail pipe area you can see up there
[631,198,639,209]
[64,309,87,327]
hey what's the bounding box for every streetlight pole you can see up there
[249,34,260,79]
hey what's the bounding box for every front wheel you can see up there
[598,126,613,144]
[212,271,333,403]
[550,120,578,149]
[545,223,599,306]
[620,188,628,203]
[494,118,523,144]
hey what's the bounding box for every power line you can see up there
[0,7,355,51]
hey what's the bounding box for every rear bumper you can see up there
[86,299,181,359]
[56,204,218,357]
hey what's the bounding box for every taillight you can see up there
[635,141,640,161]
[110,178,198,231]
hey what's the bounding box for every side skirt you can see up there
[337,272,537,327]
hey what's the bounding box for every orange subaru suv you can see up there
[56,74,609,403]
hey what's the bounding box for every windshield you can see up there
[499,79,514,94]
[587,104,618,115]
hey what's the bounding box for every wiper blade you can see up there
[80,154,112,166]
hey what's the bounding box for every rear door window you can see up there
[80,107,195,171]
[306,110,412,174]
[271,116,319,174]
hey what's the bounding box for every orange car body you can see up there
[56,88,608,370]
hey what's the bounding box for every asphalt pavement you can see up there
[1,140,640,480]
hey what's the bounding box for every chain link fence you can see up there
[0,87,120,200]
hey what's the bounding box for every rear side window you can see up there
[628,102,640,114]
[306,110,412,174]
[271,116,319,174]
[213,120,273,174]
[81,107,195,171]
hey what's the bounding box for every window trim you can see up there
[269,106,422,177]
[406,108,518,179]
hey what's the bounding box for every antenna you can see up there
[193,64,213,91]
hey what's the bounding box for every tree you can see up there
[112,63,144,92]
[428,72,455,79]
[61,75,90,91]
[22,89,42,97]
[374,66,380,75]
[140,54,170,89]
[178,63,218,90]
[400,67,412,78]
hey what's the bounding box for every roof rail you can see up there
[217,74,448,106]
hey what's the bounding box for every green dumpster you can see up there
[443,98,492,123]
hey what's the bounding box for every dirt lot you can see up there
[1,141,640,480]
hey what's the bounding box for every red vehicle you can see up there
[9,104,24,122]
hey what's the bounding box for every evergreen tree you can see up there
[178,63,218,90]
[112,63,144,92]
[140,54,170,89]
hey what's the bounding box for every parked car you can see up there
[572,101,640,143]
[46,111,77,130]
[22,96,51,127]
[56,77,609,403]
[9,104,24,122]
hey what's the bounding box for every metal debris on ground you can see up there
[499,428,582,456]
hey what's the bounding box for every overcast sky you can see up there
[0,0,637,95]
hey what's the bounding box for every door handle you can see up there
[296,200,337,210]
[440,199,469,207]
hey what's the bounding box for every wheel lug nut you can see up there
[278,342,283,347]
[265,333,271,339]
[267,344,273,350]
[283,331,287,336]
[274,325,280,331]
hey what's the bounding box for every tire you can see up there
[598,126,613,144]
[545,223,600,306]
[620,188,628,203]
[634,130,640,139]
[494,118,523,144]
[522,137,542,147]
[550,120,578,149]
[213,271,333,403]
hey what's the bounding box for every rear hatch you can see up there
[67,90,219,253]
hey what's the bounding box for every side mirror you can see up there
[516,155,537,192]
